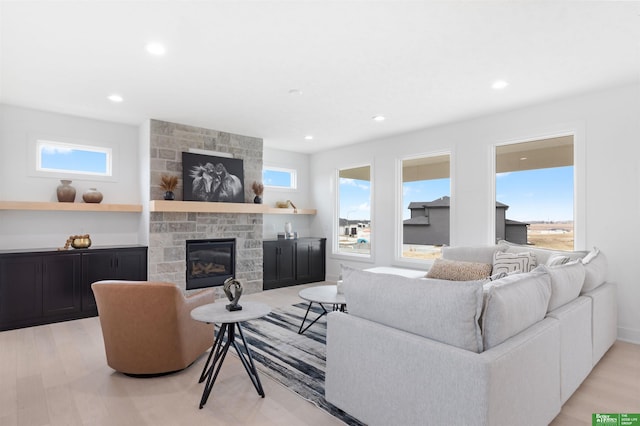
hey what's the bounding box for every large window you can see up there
[495,135,574,250]
[400,154,450,260]
[36,139,112,176]
[336,165,371,257]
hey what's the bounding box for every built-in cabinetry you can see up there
[263,238,326,290]
[0,246,147,331]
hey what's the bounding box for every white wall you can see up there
[0,104,143,249]
[310,83,640,343]
[262,147,314,239]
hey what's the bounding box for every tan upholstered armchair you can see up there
[91,280,215,376]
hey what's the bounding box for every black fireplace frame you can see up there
[186,238,236,290]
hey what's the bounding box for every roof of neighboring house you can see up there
[505,219,530,226]
[403,216,431,225]
[408,196,509,209]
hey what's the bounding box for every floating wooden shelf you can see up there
[0,201,143,213]
[149,200,316,215]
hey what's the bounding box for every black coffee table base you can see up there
[298,302,346,335]
[198,322,264,408]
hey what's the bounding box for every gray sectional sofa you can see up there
[325,242,615,426]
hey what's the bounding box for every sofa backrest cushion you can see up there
[580,247,608,294]
[539,261,586,312]
[425,258,492,281]
[342,265,484,353]
[482,268,551,350]
[497,240,588,265]
[441,243,506,264]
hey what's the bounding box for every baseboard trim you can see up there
[617,326,640,345]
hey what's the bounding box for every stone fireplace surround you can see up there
[148,120,264,298]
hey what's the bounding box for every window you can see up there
[495,135,574,250]
[336,165,371,257]
[400,154,451,260]
[36,140,112,176]
[263,166,297,189]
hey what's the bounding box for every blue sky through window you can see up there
[39,142,110,175]
[263,169,294,188]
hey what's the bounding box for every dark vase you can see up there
[254,195,262,204]
[56,179,76,202]
[82,188,103,203]
[164,191,175,200]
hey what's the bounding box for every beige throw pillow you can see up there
[426,258,492,281]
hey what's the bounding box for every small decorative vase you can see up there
[164,191,175,200]
[82,188,103,203]
[253,195,262,204]
[56,180,76,202]
[71,236,91,249]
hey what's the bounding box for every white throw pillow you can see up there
[539,261,586,312]
[546,254,570,266]
[482,268,552,350]
[342,265,484,353]
[581,247,608,294]
[492,251,537,275]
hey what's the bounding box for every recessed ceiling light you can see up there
[288,89,303,96]
[372,115,386,122]
[146,42,166,56]
[107,94,123,103]
[492,80,509,90]
[304,135,313,140]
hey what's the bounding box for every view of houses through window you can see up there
[337,165,371,256]
[400,154,451,260]
[496,135,575,250]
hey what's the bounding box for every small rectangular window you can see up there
[37,140,112,176]
[263,167,297,189]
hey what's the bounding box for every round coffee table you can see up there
[297,285,346,334]
[191,301,271,409]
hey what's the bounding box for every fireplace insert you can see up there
[186,238,235,290]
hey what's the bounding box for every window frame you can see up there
[394,151,452,266]
[36,139,113,177]
[333,163,374,262]
[262,166,297,190]
[491,130,585,250]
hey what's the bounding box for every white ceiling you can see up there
[1,1,639,154]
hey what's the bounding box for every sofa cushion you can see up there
[539,261,586,312]
[492,251,537,274]
[580,247,608,294]
[498,240,588,265]
[426,258,492,281]
[342,265,484,353]
[546,254,570,266]
[482,268,551,350]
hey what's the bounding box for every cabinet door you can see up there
[81,251,115,311]
[42,253,81,316]
[263,241,279,290]
[277,242,296,284]
[307,239,326,282]
[0,255,43,323]
[114,248,148,281]
[296,239,326,284]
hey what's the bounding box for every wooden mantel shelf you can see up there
[0,201,142,213]
[149,200,316,215]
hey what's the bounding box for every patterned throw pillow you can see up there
[426,258,492,281]
[492,251,537,275]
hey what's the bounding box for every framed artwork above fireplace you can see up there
[182,152,244,203]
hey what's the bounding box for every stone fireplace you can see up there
[148,120,263,297]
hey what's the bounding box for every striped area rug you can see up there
[238,302,364,426]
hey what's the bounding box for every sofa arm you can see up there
[326,312,561,426]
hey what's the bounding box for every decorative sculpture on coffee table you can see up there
[223,277,243,311]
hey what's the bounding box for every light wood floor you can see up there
[0,282,638,426]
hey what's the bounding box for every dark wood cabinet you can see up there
[0,246,147,331]
[263,238,326,290]
[81,247,147,312]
